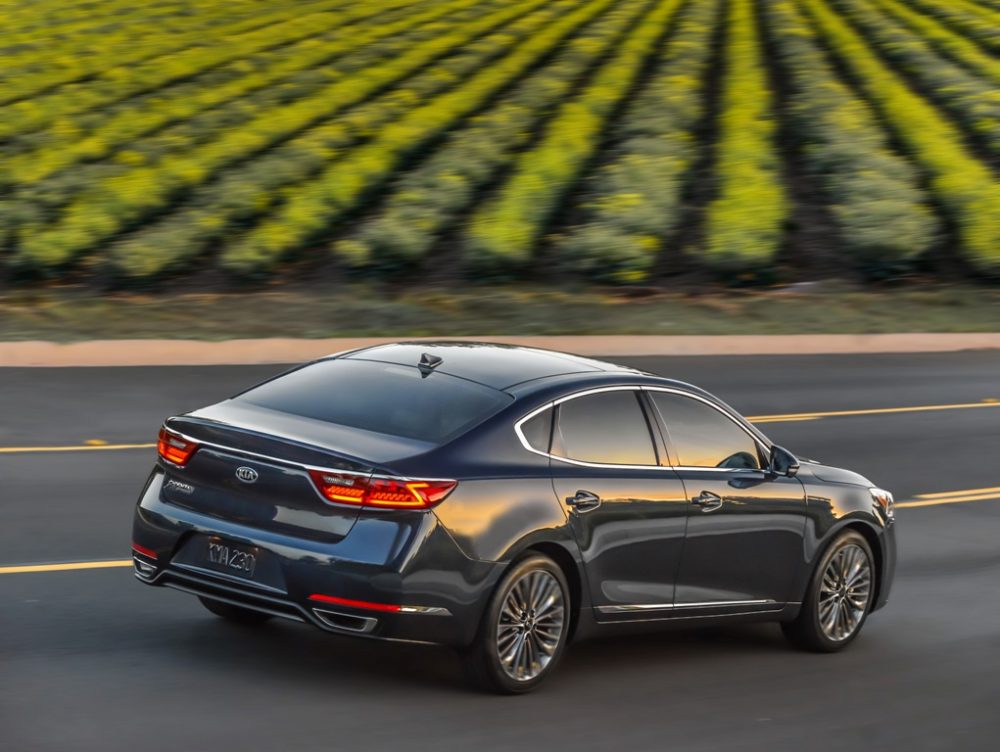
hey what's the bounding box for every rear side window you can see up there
[237,359,511,444]
[650,392,762,469]
[519,408,553,453]
[552,391,656,466]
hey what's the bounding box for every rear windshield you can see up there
[236,358,512,444]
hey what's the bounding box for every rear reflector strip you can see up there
[307,594,451,615]
[131,542,158,560]
[308,593,401,613]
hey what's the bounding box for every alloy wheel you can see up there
[496,569,565,681]
[818,543,872,642]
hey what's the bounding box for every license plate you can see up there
[206,537,258,579]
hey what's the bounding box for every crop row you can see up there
[218,0,623,275]
[338,0,657,270]
[464,0,687,271]
[553,0,722,282]
[1,0,350,75]
[796,0,1000,273]
[2,0,465,186]
[1,0,495,245]
[900,0,1000,54]
[1,0,270,77]
[871,0,1000,84]
[703,0,787,270]
[12,0,548,271]
[0,0,385,122]
[763,0,937,269]
[106,0,580,278]
[831,0,1000,161]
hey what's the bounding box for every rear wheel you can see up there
[198,596,273,626]
[782,530,874,652]
[461,553,570,694]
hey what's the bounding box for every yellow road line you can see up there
[0,443,155,454]
[897,495,1000,509]
[747,400,1000,424]
[0,560,133,575]
[912,485,1000,500]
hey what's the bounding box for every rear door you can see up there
[646,389,807,614]
[548,388,689,621]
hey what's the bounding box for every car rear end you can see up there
[131,357,510,646]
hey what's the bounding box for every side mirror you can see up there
[768,445,800,477]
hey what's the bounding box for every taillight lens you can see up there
[157,427,198,466]
[308,470,456,510]
[307,470,367,506]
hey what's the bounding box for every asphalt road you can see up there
[2,352,1000,751]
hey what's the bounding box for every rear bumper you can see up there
[132,476,503,647]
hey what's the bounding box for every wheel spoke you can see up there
[818,543,871,642]
[496,568,565,682]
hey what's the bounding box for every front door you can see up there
[548,388,689,622]
[646,390,807,615]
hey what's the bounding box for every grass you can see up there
[1,283,997,341]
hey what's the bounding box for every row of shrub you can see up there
[1,0,265,71]
[553,0,722,282]
[871,0,1000,84]
[106,0,577,279]
[218,0,619,275]
[764,0,937,269]
[798,0,1000,274]
[830,0,1000,161]
[703,0,787,270]
[0,0,400,133]
[899,0,1000,54]
[337,0,657,270]
[12,0,545,271]
[464,0,687,272]
[3,0,473,185]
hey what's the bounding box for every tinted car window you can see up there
[650,392,761,469]
[237,359,511,444]
[553,391,656,465]
[520,408,552,453]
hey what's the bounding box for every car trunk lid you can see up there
[160,402,435,541]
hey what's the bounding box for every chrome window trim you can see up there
[513,384,771,472]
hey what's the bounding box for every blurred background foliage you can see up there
[0,0,998,289]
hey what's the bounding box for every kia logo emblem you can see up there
[235,466,259,483]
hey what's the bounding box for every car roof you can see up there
[337,341,640,390]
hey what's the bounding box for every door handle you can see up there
[692,490,724,512]
[565,490,601,513]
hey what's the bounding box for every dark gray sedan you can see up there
[132,342,896,692]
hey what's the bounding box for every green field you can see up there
[1,0,998,285]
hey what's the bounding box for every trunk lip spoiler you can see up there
[161,426,456,495]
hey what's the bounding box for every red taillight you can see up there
[308,470,456,510]
[131,542,158,560]
[157,427,198,466]
[308,593,402,613]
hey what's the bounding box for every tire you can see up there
[461,553,571,694]
[198,596,274,626]
[782,530,875,652]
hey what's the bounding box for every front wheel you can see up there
[782,530,875,652]
[461,553,570,694]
